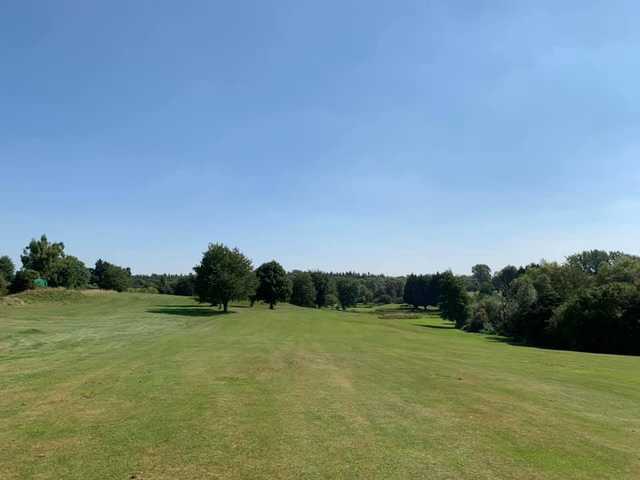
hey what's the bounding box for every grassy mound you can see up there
[0,288,88,306]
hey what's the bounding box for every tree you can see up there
[0,256,15,283]
[0,276,8,296]
[20,235,65,280]
[310,271,335,308]
[49,256,90,288]
[550,283,640,355]
[91,260,131,292]
[438,271,470,328]
[173,275,196,296]
[99,264,132,292]
[492,265,520,294]
[404,274,440,310]
[255,261,291,309]
[567,250,623,275]
[358,283,374,304]
[290,272,316,307]
[472,264,493,294]
[193,243,254,312]
[336,278,359,310]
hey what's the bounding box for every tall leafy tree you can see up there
[194,243,254,312]
[91,260,132,292]
[471,264,493,294]
[492,265,520,294]
[290,272,317,307]
[255,261,291,309]
[20,234,65,279]
[0,256,15,283]
[438,271,470,328]
[336,278,359,310]
[310,271,335,308]
[49,256,90,288]
[567,250,623,275]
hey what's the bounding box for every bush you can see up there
[10,269,40,293]
[0,276,8,296]
[375,294,393,304]
[465,305,488,332]
[129,286,160,294]
[173,275,196,296]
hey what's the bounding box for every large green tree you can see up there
[255,261,291,309]
[567,250,623,275]
[290,272,316,308]
[194,244,254,312]
[49,256,90,289]
[471,264,493,294]
[336,278,359,310]
[20,235,65,279]
[310,271,335,308]
[92,259,131,292]
[438,271,471,329]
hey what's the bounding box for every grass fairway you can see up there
[1,292,639,479]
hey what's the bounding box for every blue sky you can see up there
[1,1,639,275]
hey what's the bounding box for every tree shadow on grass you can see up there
[413,323,455,330]
[156,304,209,308]
[147,307,233,317]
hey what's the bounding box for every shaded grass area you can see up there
[1,292,639,479]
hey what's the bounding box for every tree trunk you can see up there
[269,303,274,309]
[224,301,229,313]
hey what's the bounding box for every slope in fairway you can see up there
[1,291,639,479]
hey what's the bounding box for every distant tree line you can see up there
[131,273,195,296]
[190,244,407,312]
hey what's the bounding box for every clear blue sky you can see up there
[1,1,639,275]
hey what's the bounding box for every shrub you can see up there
[375,293,393,304]
[10,269,40,293]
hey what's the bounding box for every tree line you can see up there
[0,235,133,294]
[426,250,640,356]
[2,236,639,355]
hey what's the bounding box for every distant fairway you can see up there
[1,291,639,479]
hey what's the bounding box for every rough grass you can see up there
[1,293,639,479]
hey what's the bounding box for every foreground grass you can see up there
[1,292,639,479]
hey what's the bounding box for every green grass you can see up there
[1,291,639,479]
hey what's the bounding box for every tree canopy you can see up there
[336,278,359,310]
[20,235,65,280]
[194,243,255,312]
[255,261,291,309]
[290,272,316,308]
